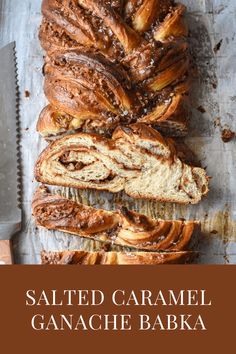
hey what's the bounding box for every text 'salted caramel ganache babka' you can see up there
[35,124,209,204]
[38,0,190,138]
[41,250,195,265]
[33,186,199,251]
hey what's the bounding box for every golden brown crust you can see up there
[38,0,190,138]
[33,186,200,251]
[154,3,188,42]
[42,50,137,131]
[36,105,73,137]
[34,123,209,204]
[41,250,195,265]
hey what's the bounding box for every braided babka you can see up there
[38,0,190,138]
[33,186,199,251]
[35,124,209,204]
[41,250,194,265]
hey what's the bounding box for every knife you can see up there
[0,42,21,264]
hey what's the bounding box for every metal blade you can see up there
[0,42,21,240]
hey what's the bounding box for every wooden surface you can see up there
[0,241,13,265]
[0,0,235,264]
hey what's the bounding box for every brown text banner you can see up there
[0,265,235,353]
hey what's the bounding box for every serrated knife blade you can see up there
[0,42,21,264]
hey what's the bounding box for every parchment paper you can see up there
[0,0,235,264]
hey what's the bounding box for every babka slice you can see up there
[33,186,200,251]
[41,250,195,265]
[35,124,209,204]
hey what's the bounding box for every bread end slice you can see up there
[41,250,196,265]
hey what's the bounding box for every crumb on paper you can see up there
[197,105,206,113]
[213,39,223,53]
[212,81,217,89]
[25,90,30,98]
[214,117,221,127]
[221,129,235,143]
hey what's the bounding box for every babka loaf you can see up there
[38,0,190,138]
[35,124,209,204]
[41,250,194,265]
[33,186,199,251]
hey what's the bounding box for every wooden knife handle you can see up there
[0,240,13,265]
